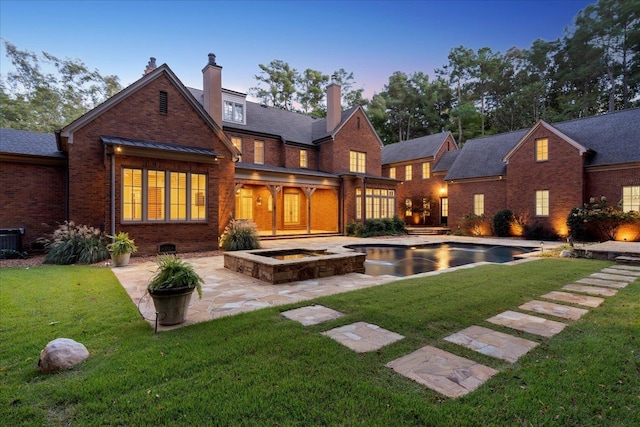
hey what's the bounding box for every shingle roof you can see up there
[0,128,64,158]
[445,130,528,180]
[381,132,452,164]
[551,108,640,166]
[433,150,459,172]
[188,87,357,145]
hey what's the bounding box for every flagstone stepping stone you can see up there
[562,284,618,297]
[610,264,640,271]
[601,267,640,277]
[519,300,588,321]
[541,291,604,308]
[576,277,628,289]
[487,311,566,337]
[590,272,636,282]
[386,345,498,398]
[281,305,345,326]
[444,325,538,363]
[322,322,404,353]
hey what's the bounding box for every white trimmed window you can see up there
[536,190,549,216]
[349,151,366,173]
[405,165,413,181]
[224,101,244,123]
[405,198,412,217]
[422,162,430,179]
[473,194,484,216]
[389,167,396,179]
[357,188,395,220]
[231,137,242,161]
[536,138,548,161]
[122,168,207,222]
[300,149,308,168]
[254,140,264,164]
[622,186,640,212]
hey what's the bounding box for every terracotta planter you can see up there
[149,287,195,325]
[111,252,131,267]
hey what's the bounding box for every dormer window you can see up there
[224,101,244,123]
[222,89,247,125]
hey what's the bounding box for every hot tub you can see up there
[224,248,366,284]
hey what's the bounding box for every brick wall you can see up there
[506,126,584,236]
[65,72,235,254]
[0,160,67,249]
[330,109,382,175]
[447,179,506,234]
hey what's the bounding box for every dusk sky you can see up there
[1,0,593,100]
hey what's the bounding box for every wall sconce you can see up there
[115,146,122,153]
[256,196,262,206]
[439,187,446,195]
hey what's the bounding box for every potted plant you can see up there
[107,232,138,267]
[147,255,203,326]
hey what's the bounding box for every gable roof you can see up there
[58,64,239,158]
[189,87,371,146]
[445,129,528,180]
[446,108,640,181]
[381,131,454,165]
[552,108,640,166]
[0,128,65,159]
[433,150,459,173]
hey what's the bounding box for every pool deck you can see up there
[112,235,560,331]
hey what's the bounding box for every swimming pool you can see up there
[345,243,534,277]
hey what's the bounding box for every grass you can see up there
[1,259,638,426]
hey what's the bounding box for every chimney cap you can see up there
[208,53,217,66]
[148,57,157,67]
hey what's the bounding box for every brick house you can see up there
[0,54,398,253]
[442,109,640,240]
[381,132,458,226]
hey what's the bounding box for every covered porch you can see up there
[234,164,341,237]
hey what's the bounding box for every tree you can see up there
[251,59,299,110]
[1,40,121,132]
[296,68,329,115]
[331,68,367,109]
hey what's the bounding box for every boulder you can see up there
[37,338,89,373]
[560,249,574,258]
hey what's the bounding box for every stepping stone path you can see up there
[281,263,636,399]
[562,284,617,296]
[322,322,404,353]
[518,300,588,320]
[444,325,538,363]
[281,304,344,326]
[386,345,498,398]
[540,291,604,308]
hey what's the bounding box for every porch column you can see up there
[304,186,317,234]
[267,185,281,236]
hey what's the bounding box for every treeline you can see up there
[1,0,638,142]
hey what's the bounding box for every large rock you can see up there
[37,338,89,373]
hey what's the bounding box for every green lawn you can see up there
[1,259,638,426]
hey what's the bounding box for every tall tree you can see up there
[296,68,329,115]
[331,68,367,109]
[1,40,121,132]
[251,59,299,110]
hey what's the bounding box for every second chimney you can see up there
[326,75,341,133]
[202,53,223,128]
[143,57,157,76]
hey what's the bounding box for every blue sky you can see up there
[1,0,593,99]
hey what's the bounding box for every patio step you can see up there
[615,255,640,265]
[406,227,450,236]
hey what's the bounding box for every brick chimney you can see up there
[143,57,157,76]
[326,74,341,133]
[202,53,223,127]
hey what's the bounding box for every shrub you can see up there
[219,219,261,251]
[0,249,27,259]
[43,221,109,265]
[460,214,488,236]
[346,216,406,237]
[567,196,640,241]
[493,209,513,237]
[523,222,560,241]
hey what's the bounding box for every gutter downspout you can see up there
[110,151,116,237]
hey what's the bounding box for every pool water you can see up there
[346,243,533,277]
